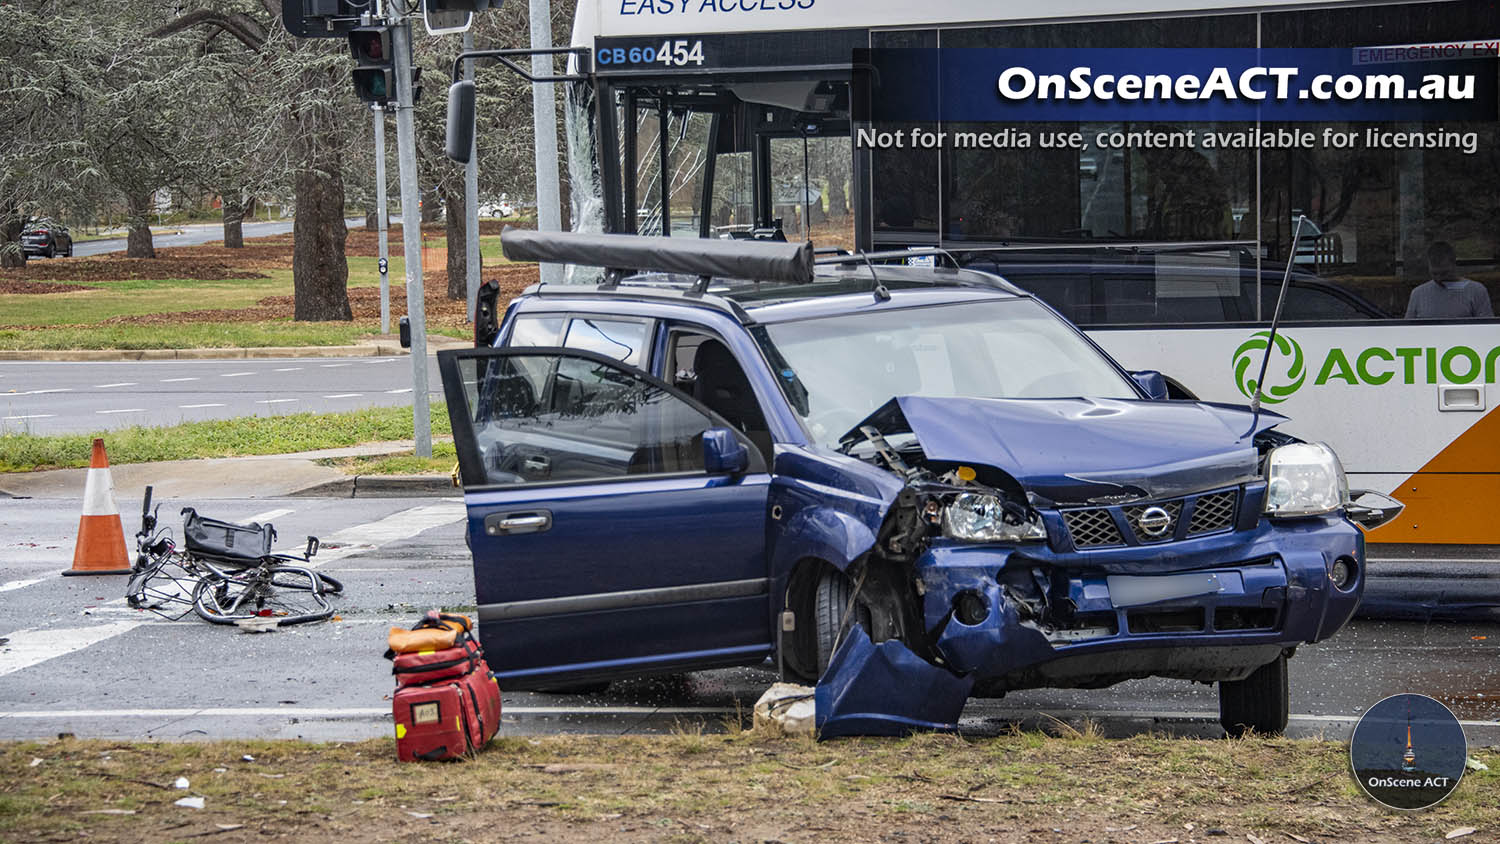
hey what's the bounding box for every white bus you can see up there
[558,0,1499,546]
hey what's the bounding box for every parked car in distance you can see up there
[21,218,73,258]
[441,229,1402,739]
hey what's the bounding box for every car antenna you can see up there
[859,251,890,301]
[1247,214,1309,436]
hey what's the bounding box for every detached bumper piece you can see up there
[815,626,973,738]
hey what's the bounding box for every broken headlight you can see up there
[1264,442,1347,518]
[942,493,1046,543]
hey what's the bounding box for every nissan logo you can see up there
[1137,506,1173,537]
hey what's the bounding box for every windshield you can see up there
[756,298,1139,447]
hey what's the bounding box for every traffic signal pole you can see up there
[463,29,480,321]
[529,0,562,284]
[391,18,432,458]
[373,104,391,335]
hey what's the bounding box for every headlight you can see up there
[942,493,1046,543]
[1264,442,1347,517]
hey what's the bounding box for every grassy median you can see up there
[0,733,1494,842]
[0,405,451,472]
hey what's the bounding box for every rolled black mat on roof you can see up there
[500,227,814,285]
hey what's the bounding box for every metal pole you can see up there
[529,0,562,284]
[463,30,481,320]
[374,104,391,335]
[392,18,432,458]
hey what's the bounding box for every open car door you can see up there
[438,346,773,689]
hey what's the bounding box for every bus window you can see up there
[768,135,854,250]
[666,110,714,237]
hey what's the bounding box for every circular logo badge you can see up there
[1232,331,1306,404]
[1350,693,1467,810]
[1137,506,1172,537]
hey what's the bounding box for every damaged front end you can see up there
[811,395,1364,738]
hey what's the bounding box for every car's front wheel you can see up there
[1218,653,1289,737]
[814,567,871,676]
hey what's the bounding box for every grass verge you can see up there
[0,734,1493,843]
[318,440,458,475]
[0,404,450,472]
[0,321,377,351]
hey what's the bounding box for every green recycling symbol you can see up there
[1232,331,1305,403]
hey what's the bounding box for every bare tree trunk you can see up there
[125,190,156,258]
[0,205,25,268]
[222,196,245,248]
[365,209,378,230]
[443,187,466,300]
[291,165,352,321]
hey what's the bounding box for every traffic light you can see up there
[282,0,361,38]
[348,27,394,105]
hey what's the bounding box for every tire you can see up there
[1219,653,1290,737]
[814,567,870,675]
[193,566,333,626]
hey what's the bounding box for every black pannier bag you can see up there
[180,507,275,563]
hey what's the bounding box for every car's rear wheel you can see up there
[1218,653,1289,737]
[814,567,871,676]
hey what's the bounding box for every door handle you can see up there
[1438,384,1484,412]
[484,511,552,536]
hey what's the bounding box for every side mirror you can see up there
[445,80,476,163]
[703,427,749,476]
[1345,490,1404,531]
[1130,370,1169,401]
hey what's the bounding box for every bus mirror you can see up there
[445,80,476,163]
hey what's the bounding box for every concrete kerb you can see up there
[292,474,457,498]
[0,344,417,362]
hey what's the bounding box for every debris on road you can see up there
[753,683,815,736]
[174,796,205,809]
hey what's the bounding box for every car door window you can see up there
[447,349,747,487]
[506,315,565,347]
[563,318,648,366]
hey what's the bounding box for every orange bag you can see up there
[386,611,474,656]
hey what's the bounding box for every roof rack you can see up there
[500,226,815,286]
[816,246,959,268]
[950,240,1258,255]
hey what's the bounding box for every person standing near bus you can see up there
[1405,241,1494,318]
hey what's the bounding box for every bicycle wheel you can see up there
[193,566,333,626]
[268,569,343,595]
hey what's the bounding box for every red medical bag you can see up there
[392,665,500,762]
[392,639,483,688]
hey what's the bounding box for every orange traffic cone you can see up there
[63,438,133,576]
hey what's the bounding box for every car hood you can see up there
[851,395,1282,505]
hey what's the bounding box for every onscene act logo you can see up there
[1232,331,1306,403]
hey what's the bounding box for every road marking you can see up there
[24,388,70,395]
[273,367,302,372]
[319,363,350,368]
[0,621,144,677]
[246,508,294,523]
[255,399,297,405]
[323,393,362,399]
[3,414,54,420]
[179,403,225,409]
[368,358,397,363]
[385,388,412,394]
[297,501,465,568]
[960,708,1500,729]
[96,408,145,415]
[0,705,736,719]
[0,578,46,593]
[160,377,198,383]
[95,382,137,388]
[220,371,255,378]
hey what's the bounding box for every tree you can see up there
[154,0,354,319]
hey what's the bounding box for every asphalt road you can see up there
[0,357,442,435]
[3,495,1498,743]
[66,218,367,258]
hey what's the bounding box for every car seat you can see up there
[692,340,773,462]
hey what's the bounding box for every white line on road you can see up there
[323,393,362,399]
[0,621,144,677]
[385,388,412,394]
[96,408,145,415]
[160,377,198,382]
[3,414,54,420]
[246,508,295,523]
[23,388,70,395]
[220,371,255,378]
[367,358,397,363]
[95,382,137,388]
[255,399,297,405]
[179,403,225,409]
[320,363,350,368]
[0,705,736,719]
[296,501,465,568]
[273,367,302,372]
[0,578,46,593]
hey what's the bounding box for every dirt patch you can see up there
[0,735,1494,843]
[0,255,273,283]
[0,279,95,294]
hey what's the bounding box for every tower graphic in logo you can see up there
[1350,693,1467,811]
[1232,331,1306,403]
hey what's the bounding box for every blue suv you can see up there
[439,229,1401,738]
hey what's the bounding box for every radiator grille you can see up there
[1187,490,1238,535]
[1062,508,1125,548]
